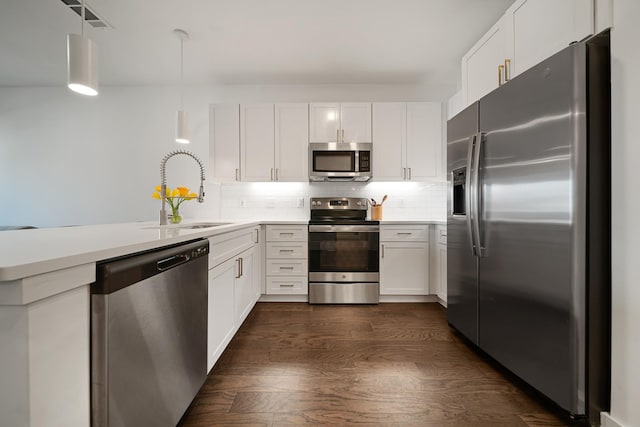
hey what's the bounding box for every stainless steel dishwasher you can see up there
[91,239,209,427]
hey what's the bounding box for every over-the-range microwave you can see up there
[309,142,372,182]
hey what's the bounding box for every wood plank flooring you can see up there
[179,303,585,427]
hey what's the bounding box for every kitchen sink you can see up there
[179,222,231,229]
[142,222,231,230]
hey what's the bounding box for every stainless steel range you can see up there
[308,197,379,304]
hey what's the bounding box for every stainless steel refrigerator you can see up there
[447,31,610,423]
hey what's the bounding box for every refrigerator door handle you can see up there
[466,134,477,256]
[472,132,485,257]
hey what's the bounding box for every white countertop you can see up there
[0,220,258,282]
[0,218,445,282]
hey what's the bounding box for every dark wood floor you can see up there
[179,303,583,426]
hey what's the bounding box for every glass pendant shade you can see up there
[67,33,98,96]
[176,110,190,144]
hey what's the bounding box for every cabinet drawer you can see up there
[266,260,308,276]
[380,225,429,242]
[266,276,308,295]
[266,225,308,242]
[208,227,257,268]
[266,242,307,258]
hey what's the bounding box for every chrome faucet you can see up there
[159,150,206,225]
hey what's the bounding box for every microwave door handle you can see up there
[466,134,477,257]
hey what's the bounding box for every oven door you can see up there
[308,224,379,282]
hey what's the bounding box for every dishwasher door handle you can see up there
[157,254,189,271]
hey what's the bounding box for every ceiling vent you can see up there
[60,0,112,29]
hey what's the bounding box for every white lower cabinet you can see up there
[380,225,430,295]
[207,258,236,371]
[207,226,260,372]
[430,225,447,305]
[266,225,308,295]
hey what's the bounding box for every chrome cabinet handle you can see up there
[235,258,241,278]
[408,168,412,180]
[381,244,385,258]
[403,167,406,180]
[235,168,239,181]
[240,257,243,277]
[341,129,345,142]
[279,249,294,253]
[279,266,295,270]
[337,129,340,142]
[270,168,274,181]
[275,168,279,181]
[397,232,412,235]
[279,284,295,288]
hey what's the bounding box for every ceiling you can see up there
[0,0,513,88]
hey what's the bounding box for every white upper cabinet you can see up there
[309,103,371,143]
[275,103,309,182]
[461,16,510,107]
[210,104,240,182]
[372,102,406,180]
[461,0,594,106]
[406,102,442,181]
[240,103,309,182]
[372,102,442,181]
[509,0,594,77]
[241,103,275,182]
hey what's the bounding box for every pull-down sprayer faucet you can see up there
[159,150,206,225]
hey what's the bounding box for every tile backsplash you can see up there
[217,181,446,221]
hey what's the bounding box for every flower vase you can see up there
[170,206,182,224]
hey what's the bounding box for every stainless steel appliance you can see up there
[308,197,379,303]
[447,31,610,423]
[91,239,209,427]
[309,142,372,181]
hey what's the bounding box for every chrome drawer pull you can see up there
[279,284,295,287]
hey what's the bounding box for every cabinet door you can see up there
[309,103,340,142]
[462,15,510,106]
[372,102,406,181]
[509,0,593,77]
[406,102,442,180]
[207,258,236,372]
[275,103,309,181]
[438,244,447,303]
[210,104,240,182]
[380,242,429,295]
[241,104,275,182]
[340,103,372,143]
[234,248,255,327]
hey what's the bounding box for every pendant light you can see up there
[67,0,98,96]
[174,29,190,144]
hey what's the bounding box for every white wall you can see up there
[605,1,640,426]
[0,83,445,227]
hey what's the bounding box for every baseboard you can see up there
[259,294,308,303]
[379,295,438,303]
[258,294,442,304]
[601,412,625,427]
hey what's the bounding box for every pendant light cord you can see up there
[180,36,184,110]
[81,0,85,36]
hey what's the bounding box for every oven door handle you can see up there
[308,224,379,233]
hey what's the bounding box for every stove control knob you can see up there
[311,201,317,206]
[356,201,362,206]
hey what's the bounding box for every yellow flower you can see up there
[151,192,161,200]
[171,189,180,197]
[155,185,161,192]
[188,192,198,199]
[177,186,190,197]
[166,187,171,197]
